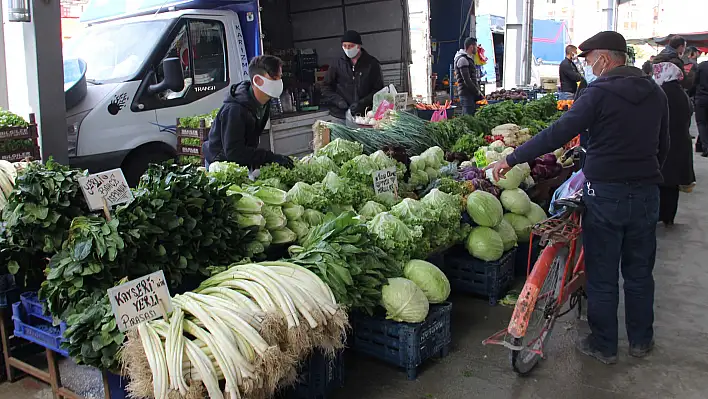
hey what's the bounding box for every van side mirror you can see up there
[148,57,184,94]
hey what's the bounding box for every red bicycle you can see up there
[483,189,586,375]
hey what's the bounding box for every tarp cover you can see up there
[627,32,708,54]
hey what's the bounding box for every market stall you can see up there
[0,94,581,398]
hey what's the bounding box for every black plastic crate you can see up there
[278,349,344,399]
[350,302,452,380]
[0,273,18,308]
[443,247,516,305]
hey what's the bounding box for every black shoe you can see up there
[576,336,618,365]
[629,340,654,358]
[702,151,708,158]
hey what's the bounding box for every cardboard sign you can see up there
[108,271,172,333]
[372,167,398,195]
[78,168,134,211]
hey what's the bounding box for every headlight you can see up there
[66,110,91,157]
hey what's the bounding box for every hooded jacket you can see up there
[507,66,670,184]
[454,50,482,99]
[203,81,276,169]
[653,46,690,90]
[321,48,384,119]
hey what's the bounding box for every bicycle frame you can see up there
[483,208,585,354]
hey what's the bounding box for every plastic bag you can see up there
[430,109,448,122]
[373,84,397,111]
[549,170,585,215]
[374,100,394,120]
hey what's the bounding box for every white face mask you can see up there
[584,65,598,84]
[343,46,360,59]
[253,74,283,99]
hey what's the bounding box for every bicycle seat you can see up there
[554,196,584,210]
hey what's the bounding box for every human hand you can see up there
[484,158,511,181]
[337,100,349,110]
[273,154,294,169]
[349,102,361,115]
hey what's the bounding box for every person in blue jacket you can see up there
[489,31,669,365]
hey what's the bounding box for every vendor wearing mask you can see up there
[321,30,384,123]
[559,45,583,100]
[203,55,294,170]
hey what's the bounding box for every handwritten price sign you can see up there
[372,167,398,195]
[78,168,134,211]
[107,271,172,332]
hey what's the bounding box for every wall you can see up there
[430,0,474,79]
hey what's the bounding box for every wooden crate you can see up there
[0,113,40,162]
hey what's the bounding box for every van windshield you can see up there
[63,20,170,84]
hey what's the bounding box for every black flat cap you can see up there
[577,31,627,57]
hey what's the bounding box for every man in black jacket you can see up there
[321,30,384,122]
[454,37,483,115]
[653,36,687,87]
[490,31,669,365]
[693,60,708,157]
[559,45,582,99]
[203,55,293,170]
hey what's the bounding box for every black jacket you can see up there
[659,80,695,186]
[454,50,483,99]
[507,66,669,184]
[559,58,582,93]
[691,61,708,105]
[203,81,276,169]
[321,49,384,119]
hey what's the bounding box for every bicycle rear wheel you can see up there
[511,247,569,375]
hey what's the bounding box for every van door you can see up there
[140,14,248,135]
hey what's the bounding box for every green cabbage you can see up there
[231,190,264,214]
[381,278,430,323]
[526,202,548,225]
[237,213,266,229]
[294,155,338,184]
[303,209,326,226]
[367,212,421,259]
[486,164,525,190]
[409,156,426,173]
[504,213,533,243]
[340,154,379,182]
[425,167,439,181]
[493,218,518,251]
[466,226,504,261]
[252,186,288,206]
[408,170,430,188]
[255,229,272,247]
[282,203,305,221]
[271,227,298,244]
[286,182,327,210]
[208,162,249,186]
[466,190,503,227]
[421,146,444,168]
[403,260,450,303]
[358,201,388,220]
[370,150,398,170]
[500,188,531,214]
[262,205,287,230]
[316,138,363,166]
[287,220,309,239]
[375,191,399,208]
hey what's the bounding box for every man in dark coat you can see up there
[693,60,708,157]
[203,55,293,170]
[652,62,695,224]
[559,45,582,99]
[641,55,655,76]
[653,36,689,89]
[321,30,384,122]
[490,31,669,365]
[453,37,484,115]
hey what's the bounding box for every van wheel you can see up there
[121,145,176,187]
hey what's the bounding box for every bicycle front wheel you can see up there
[511,247,569,375]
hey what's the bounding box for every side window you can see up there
[156,19,227,101]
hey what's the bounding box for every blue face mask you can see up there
[584,65,597,84]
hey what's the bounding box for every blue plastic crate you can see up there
[283,349,344,399]
[11,302,68,356]
[105,371,129,399]
[20,291,52,322]
[443,247,516,305]
[350,302,452,380]
[515,237,543,277]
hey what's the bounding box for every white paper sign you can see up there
[78,168,134,211]
[108,271,172,333]
[372,167,398,195]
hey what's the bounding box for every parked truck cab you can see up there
[64,0,260,184]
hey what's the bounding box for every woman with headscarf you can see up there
[653,62,696,226]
